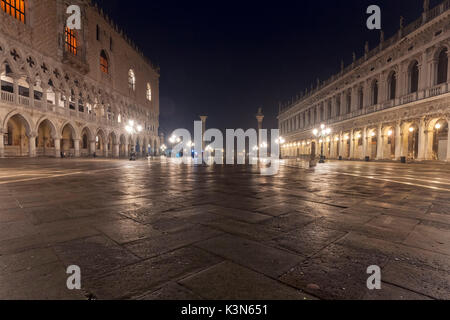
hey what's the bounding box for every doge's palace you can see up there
[278,0,450,163]
[0,0,160,158]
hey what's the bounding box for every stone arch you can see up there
[36,118,58,157]
[3,111,33,135]
[382,125,396,160]
[402,121,420,160]
[387,70,397,100]
[60,122,77,155]
[95,128,107,156]
[426,117,449,161]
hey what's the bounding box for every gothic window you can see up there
[327,101,332,119]
[437,48,448,85]
[128,69,136,91]
[100,50,109,74]
[1,0,25,23]
[409,61,419,93]
[64,27,78,56]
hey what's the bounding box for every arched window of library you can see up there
[409,61,419,93]
[437,48,448,85]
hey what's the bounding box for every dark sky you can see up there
[93,0,439,136]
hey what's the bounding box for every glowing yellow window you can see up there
[64,27,78,56]
[100,50,109,74]
[1,0,26,23]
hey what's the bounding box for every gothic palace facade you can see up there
[278,0,450,162]
[0,0,160,158]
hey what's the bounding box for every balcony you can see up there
[62,48,90,75]
[0,89,120,129]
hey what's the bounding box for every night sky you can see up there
[93,0,439,136]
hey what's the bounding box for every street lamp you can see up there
[313,124,332,164]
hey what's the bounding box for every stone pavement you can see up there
[0,158,449,300]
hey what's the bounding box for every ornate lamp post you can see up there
[313,124,331,164]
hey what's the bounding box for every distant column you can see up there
[395,121,402,160]
[376,124,383,160]
[200,116,207,151]
[417,118,426,160]
[256,108,264,158]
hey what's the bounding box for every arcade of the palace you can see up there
[278,0,450,162]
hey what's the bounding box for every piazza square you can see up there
[0,0,449,304]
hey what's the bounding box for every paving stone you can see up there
[125,225,223,259]
[196,234,305,278]
[362,283,432,300]
[262,211,317,232]
[267,223,346,257]
[180,261,316,300]
[208,207,272,223]
[53,235,140,279]
[204,218,281,241]
[383,260,450,300]
[86,247,222,299]
[0,261,86,300]
[95,219,162,244]
[403,224,450,256]
[0,248,59,274]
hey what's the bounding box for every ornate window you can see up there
[146,83,152,101]
[64,27,78,56]
[437,48,448,85]
[358,88,364,109]
[388,72,396,100]
[1,0,25,23]
[100,50,109,74]
[409,61,419,93]
[128,69,136,91]
[371,80,378,105]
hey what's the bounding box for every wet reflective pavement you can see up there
[0,158,449,300]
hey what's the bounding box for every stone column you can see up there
[28,134,37,158]
[28,79,35,108]
[256,108,264,159]
[114,144,120,158]
[376,124,383,160]
[104,143,109,158]
[417,118,426,161]
[395,122,402,160]
[362,127,368,159]
[89,141,96,156]
[74,139,80,157]
[54,138,61,158]
[349,131,354,159]
[338,132,343,158]
[13,76,19,104]
[425,130,434,160]
[0,129,4,158]
[124,142,129,157]
[200,116,207,152]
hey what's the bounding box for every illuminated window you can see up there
[100,50,108,74]
[64,27,78,56]
[1,0,26,23]
[146,83,152,101]
[128,69,136,91]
